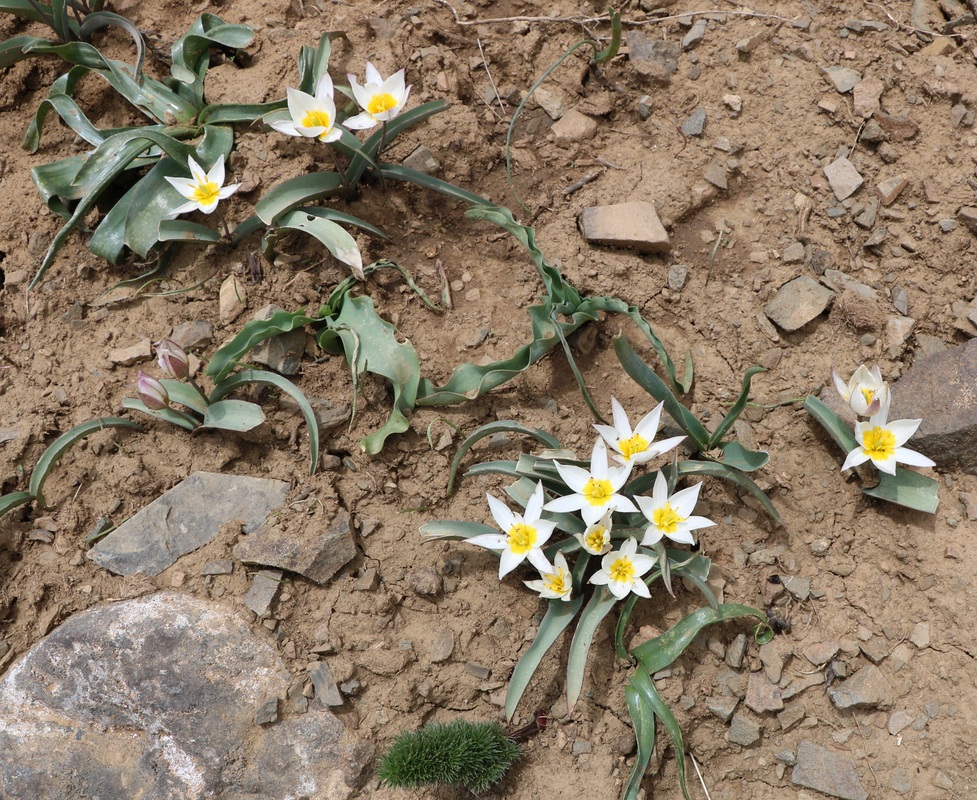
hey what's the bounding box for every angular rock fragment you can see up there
[626,32,680,83]
[822,66,861,93]
[764,276,835,331]
[827,664,891,710]
[823,157,863,201]
[580,201,670,254]
[792,740,868,800]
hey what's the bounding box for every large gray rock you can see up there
[0,593,371,799]
[764,276,835,331]
[889,339,977,473]
[88,472,289,577]
[580,201,670,254]
[626,32,679,83]
[792,740,868,800]
[827,664,891,710]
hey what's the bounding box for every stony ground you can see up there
[2,0,977,798]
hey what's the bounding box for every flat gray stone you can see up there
[682,18,707,49]
[824,156,863,200]
[958,206,977,234]
[725,633,747,669]
[703,162,728,190]
[249,304,307,375]
[888,339,977,472]
[792,739,868,800]
[727,712,761,746]
[764,276,835,331]
[169,319,214,350]
[707,695,738,723]
[782,575,811,601]
[828,664,891,710]
[822,65,861,93]
[804,641,841,666]
[580,201,670,254]
[402,144,440,175]
[667,263,689,291]
[626,32,680,83]
[87,472,289,577]
[745,670,783,713]
[233,510,356,585]
[244,568,283,616]
[681,106,707,137]
[0,593,371,799]
[310,660,344,707]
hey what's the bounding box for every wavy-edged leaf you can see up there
[718,441,769,472]
[505,593,585,721]
[255,172,345,225]
[209,370,320,475]
[277,208,364,280]
[330,295,420,455]
[447,421,562,494]
[615,335,709,449]
[629,667,690,800]
[31,154,87,221]
[169,13,252,105]
[623,684,657,800]
[419,520,498,541]
[0,34,49,69]
[566,586,618,712]
[345,100,448,185]
[709,366,765,448]
[30,417,142,508]
[158,219,222,243]
[630,603,766,673]
[122,397,199,431]
[23,66,99,152]
[199,399,265,432]
[1,1,51,24]
[0,491,34,520]
[380,164,494,206]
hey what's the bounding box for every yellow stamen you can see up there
[862,426,895,461]
[619,433,649,460]
[584,526,607,552]
[507,523,537,555]
[301,109,332,130]
[652,502,686,535]
[367,92,398,115]
[860,387,875,406]
[608,556,635,584]
[544,569,568,595]
[190,180,220,207]
[582,478,614,507]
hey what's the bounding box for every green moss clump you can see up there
[376,719,521,794]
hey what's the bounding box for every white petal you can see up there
[589,571,610,586]
[533,521,556,548]
[665,529,696,546]
[652,470,669,504]
[365,62,383,86]
[611,495,638,514]
[206,155,225,186]
[640,527,663,547]
[553,552,569,572]
[630,553,656,574]
[268,118,301,137]
[499,548,524,578]
[590,438,610,480]
[607,580,631,599]
[894,447,935,468]
[644,434,686,459]
[164,175,195,199]
[630,580,651,598]
[170,199,198,216]
[320,127,343,143]
[384,68,406,100]
[525,482,545,522]
[580,504,608,526]
[632,401,664,441]
[543,494,585,514]
[669,483,701,518]
[486,493,516,532]
[467,533,507,551]
[619,538,638,557]
[553,462,590,492]
[347,76,371,110]
[286,86,317,123]
[831,367,850,400]
[527,548,553,574]
[610,397,631,436]
[871,453,898,475]
[524,578,546,594]
[593,424,621,452]
[853,421,869,446]
[343,111,378,130]
[186,156,207,183]
[315,72,334,100]
[886,419,922,447]
[217,183,239,200]
[634,494,657,520]
[607,461,634,490]
[841,448,870,471]
[684,515,716,532]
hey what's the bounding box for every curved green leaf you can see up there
[629,667,690,800]
[277,209,364,280]
[0,491,34,520]
[718,441,769,472]
[447,421,562,494]
[345,100,448,185]
[200,399,265,432]
[677,460,782,526]
[419,520,498,540]
[505,593,585,721]
[380,164,494,206]
[209,370,320,475]
[566,586,618,712]
[30,417,143,508]
[623,684,657,800]
[255,172,345,225]
[0,35,50,69]
[709,366,765,448]
[293,206,388,240]
[158,219,222,243]
[123,397,199,431]
[161,379,209,414]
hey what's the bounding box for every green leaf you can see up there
[31,153,87,220]
[0,34,48,68]
[419,520,499,540]
[708,366,765,448]
[505,593,585,721]
[29,417,142,508]
[380,164,494,206]
[630,667,691,800]
[566,586,619,712]
[0,1,51,24]
[276,208,364,279]
[209,370,321,475]
[200,399,266,432]
[293,206,389,240]
[161,379,209,414]
[678,460,782,526]
[0,491,34,520]
[803,394,856,451]
[631,603,766,673]
[615,336,710,450]
[345,100,448,185]
[122,397,199,431]
[447,421,562,494]
[330,295,420,455]
[169,13,253,105]
[718,441,769,472]
[255,172,345,225]
[622,683,657,800]
[23,67,100,152]
[158,219,222,243]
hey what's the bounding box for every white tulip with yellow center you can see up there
[344,62,411,130]
[841,397,935,475]
[165,155,239,216]
[544,438,636,526]
[832,364,889,417]
[574,511,613,556]
[468,481,555,579]
[268,73,342,143]
[589,538,655,599]
[594,397,686,465]
[635,471,715,547]
[524,551,573,601]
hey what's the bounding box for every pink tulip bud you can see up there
[137,372,169,410]
[154,338,190,380]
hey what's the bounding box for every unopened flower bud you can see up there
[154,338,190,380]
[137,371,169,410]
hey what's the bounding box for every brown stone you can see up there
[580,201,671,254]
[874,111,919,141]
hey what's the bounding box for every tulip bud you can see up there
[137,371,169,410]
[154,338,190,380]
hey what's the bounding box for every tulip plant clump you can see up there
[423,400,773,800]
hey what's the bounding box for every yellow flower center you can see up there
[860,387,875,406]
[507,523,537,555]
[367,92,398,115]
[301,109,332,130]
[544,569,568,595]
[582,478,614,507]
[862,426,896,461]
[190,179,220,207]
[619,433,649,460]
[652,502,686,535]
[584,526,607,552]
[608,556,635,584]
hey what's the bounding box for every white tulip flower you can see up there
[344,62,411,130]
[635,471,716,547]
[268,73,342,143]
[589,538,655,600]
[574,511,613,556]
[594,397,685,465]
[524,551,573,601]
[544,439,637,526]
[164,155,239,216]
[841,397,935,476]
[832,364,889,417]
[468,482,555,579]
